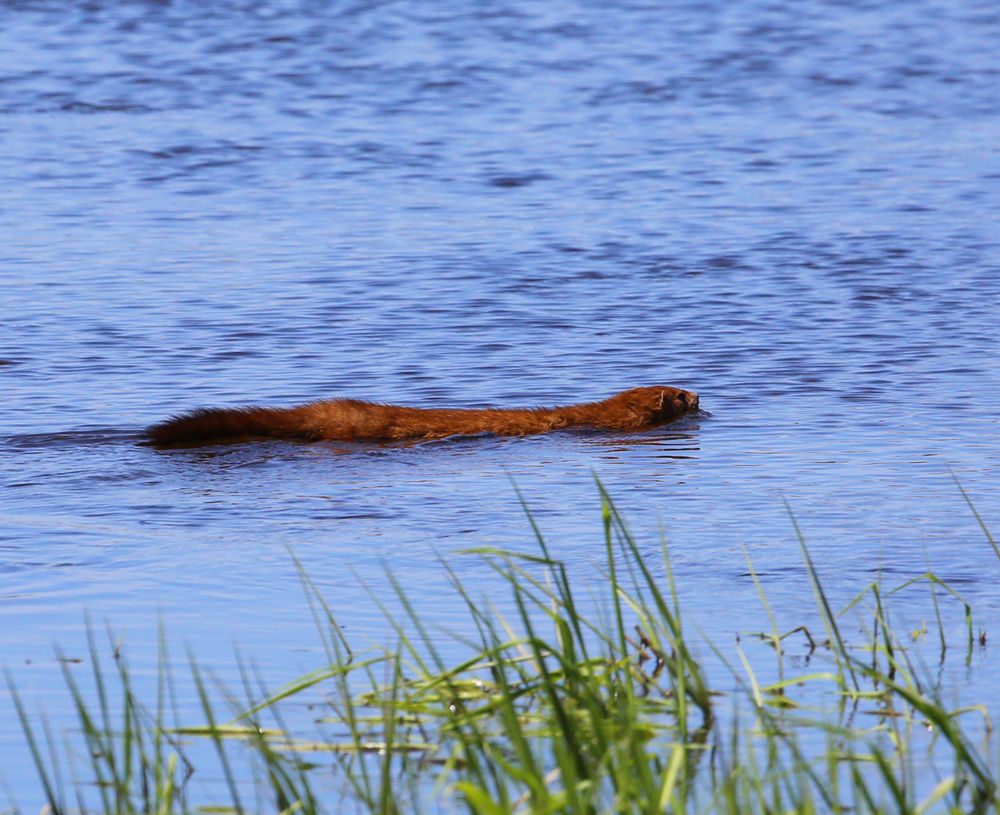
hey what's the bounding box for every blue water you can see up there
[2,0,999,807]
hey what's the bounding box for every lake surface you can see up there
[2,0,999,807]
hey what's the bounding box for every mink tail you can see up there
[144,406,300,448]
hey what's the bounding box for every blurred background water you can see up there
[1,0,999,806]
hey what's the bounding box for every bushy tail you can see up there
[145,406,289,447]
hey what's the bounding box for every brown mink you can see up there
[145,385,699,448]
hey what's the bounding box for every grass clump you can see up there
[6,484,998,814]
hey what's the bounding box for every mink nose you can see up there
[684,390,699,410]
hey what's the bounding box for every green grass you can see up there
[6,483,998,815]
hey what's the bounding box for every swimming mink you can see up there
[146,385,699,447]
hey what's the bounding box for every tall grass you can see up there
[6,486,997,815]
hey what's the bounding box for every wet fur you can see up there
[145,386,699,448]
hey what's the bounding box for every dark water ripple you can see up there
[1,0,999,805]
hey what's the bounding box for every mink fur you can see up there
[145,386,699,448]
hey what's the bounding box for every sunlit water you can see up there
[2,0,999,806]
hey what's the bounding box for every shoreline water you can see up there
[6,488,998,814]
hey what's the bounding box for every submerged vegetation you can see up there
[6,483,999,815]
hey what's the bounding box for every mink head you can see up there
[617,386,699,427]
